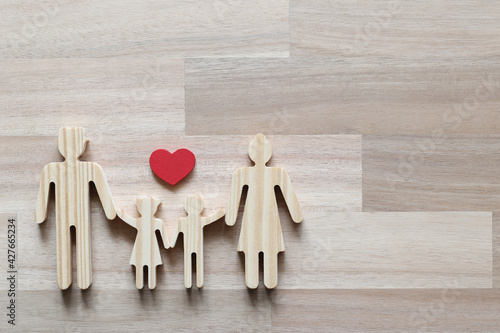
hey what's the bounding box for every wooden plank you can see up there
[2,135,360,290]
[185,57,500,135]
[363,135,500,211]
[279,211,492,289]
[1,134,361,212]
[0,58,185,136]
[0,0,288,58]
[271,289,500,332]
[291,0,500,57]
[16,289,272,331]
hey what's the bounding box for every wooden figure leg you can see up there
[136,266,144,289]
[149,267,157,290]
[264,252,278,289]
[196,253,203,288]
[75,222,92,290]
[56,224,72,290]
[245,252,259,289]
[184,251,192,288]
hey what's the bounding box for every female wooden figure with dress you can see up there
[226,134,303,289]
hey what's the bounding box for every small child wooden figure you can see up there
[171,195,225,288]
[116,196,169,289]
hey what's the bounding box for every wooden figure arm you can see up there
[170,219,183,248]
[205,208,225,226]
[116,208,137,228]
[35,164,53,224]
[279,170,303,223]
[92,164,117,220]
[156,218,170,249]
[226,168,245,226]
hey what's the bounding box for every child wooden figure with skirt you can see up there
[116,196,169,289]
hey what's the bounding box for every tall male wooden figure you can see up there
[36,127,116,290]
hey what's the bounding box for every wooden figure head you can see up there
[248,133,272,166]
[135,196,162,215]
[184,194,204,215]
[57,127,88,160]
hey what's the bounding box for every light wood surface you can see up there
[1,0,500,331]
[272,289,500,332]
[363,135,500,211]
[0,58,185,136]
[0,0,288,58]
[186,57,500,135]
[290,0,500,58]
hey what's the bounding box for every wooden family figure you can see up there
[36,127,303,290]
[116,195,225,289]
[116,196,169,289]
[226,133,303,289]
[36,127,116,290]
[171,195,225,288]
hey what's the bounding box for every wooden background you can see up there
[1,0,500,331]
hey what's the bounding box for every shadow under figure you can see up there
[226,134,303,289]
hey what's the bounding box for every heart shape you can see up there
[150,149,196,185]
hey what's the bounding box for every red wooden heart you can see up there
[149,149,196,185]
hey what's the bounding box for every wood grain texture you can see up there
[36,127,116,290]
[186,57,500,135]
[0,0,288,58]
[271,289,500,332]
[291,0,500,57]
[363,135,500,211]
[280,211,491,289]
[116,196,168,289]
[15,289,273,332]
[0,58,184,136]
[2,0,500,330]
